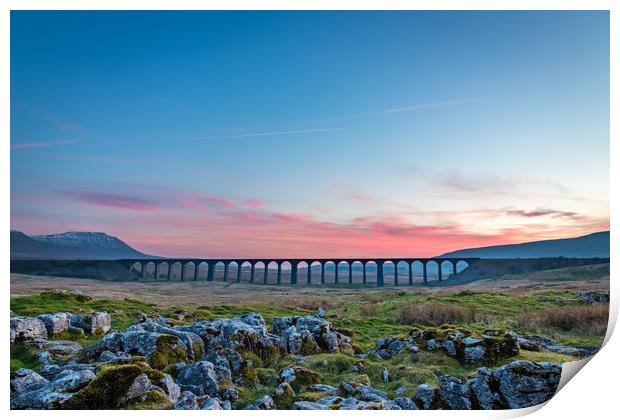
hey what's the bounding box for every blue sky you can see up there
[10,11,610,257]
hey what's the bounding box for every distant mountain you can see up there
[11,230,156,260]
[439,231,610,259]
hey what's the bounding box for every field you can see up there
[11,263,610,373]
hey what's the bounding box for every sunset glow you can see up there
[10,11,609,258]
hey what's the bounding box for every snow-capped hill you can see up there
[33,232,127,250]
[12,230,156,259]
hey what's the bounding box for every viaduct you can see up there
[120,257,479,287]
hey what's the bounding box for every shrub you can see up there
[515,304,609,335]
[396,303,476,326]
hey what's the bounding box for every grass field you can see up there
[10,264,609,406]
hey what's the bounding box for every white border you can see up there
[2,2,616,419]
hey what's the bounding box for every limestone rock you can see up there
[438,376,472,410]
[394,397,418,410]
[494,361,561,409]
[37,313,70,336]
[415,384,436,410]
[11,316,48,342]
[244,395,276,410]
[175,361,220,397]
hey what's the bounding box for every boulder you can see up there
[244,395,276,410]
[468,367,502,410]
[415,384,436,410]
[278,366,321,389]
[59,364,155,409]
[175,361,220,397]
[201,398,225,410]
[129,318,205,360]
[11,368,96,409]
[292,401,329,410]
[159,373,181,403]
[83,311,111,335]
[494,361,561,409]
[340,380,388,401]
[394,397,418,410]
[37,313,70,336]
[222,387,239,402]
[175,391,199,410]
[11,368,49,395]
[272,383,295,407]
[438,376,472,410]
[577,291,609,304]
[307,384,339,395]
[11,316,48,342]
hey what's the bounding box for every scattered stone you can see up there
[494,361,561,409]
[382,367,390,383]
[278,366,321,388]
[395,385,407,395]
[175,391,199,410]
[201,398,225,410]
[272,383,295,407]
[37,313,70,336]
[438,376,472,410]
[577,291,609,304]
[11,369,49,395]
[415,384,436,410]
[222,387,239,402]
[244,395,276,410]
[83,311,112,335]
[175,361,219,397]
[307,384,339,395]
[394,397,418,410]
[11,316,48,342]
[292,401,329,410]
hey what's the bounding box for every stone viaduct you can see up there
[119,257,479,287]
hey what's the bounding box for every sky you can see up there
[10,11,610,258]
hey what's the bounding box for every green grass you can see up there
[11,344,41,371]
[10,289,603,387]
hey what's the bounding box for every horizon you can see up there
[10,11,610,258]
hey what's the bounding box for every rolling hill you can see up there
[439,231,609,259]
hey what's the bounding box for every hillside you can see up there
[11,230,156,260]
[439,231,609,259]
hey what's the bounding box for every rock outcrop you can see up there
[10,309,564,410]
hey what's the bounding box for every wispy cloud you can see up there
[11,140,76,150]
[506,208,582,220]
[55,190,157,211]
[43,113,85,134]
[242,198,266,208]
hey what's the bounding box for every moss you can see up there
[125,390,174,410]
[149,335,188,370]
[60,364,153,409]
[272,383,295,409]
[294,391,330,402]
[255,367,276,386]
[280,366,321,388]
[10,344,41,372]
[300,336,320,355]
[191,341,203,360]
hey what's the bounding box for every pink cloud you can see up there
[242,198,266,208]
[55,190,157,211]
[184,194,236,211]
[11,140,76,150]
[506,208,582,219]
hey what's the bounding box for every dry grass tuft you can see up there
[515,304,609,336]
[359,306,378,317]
[396,303,477,326]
